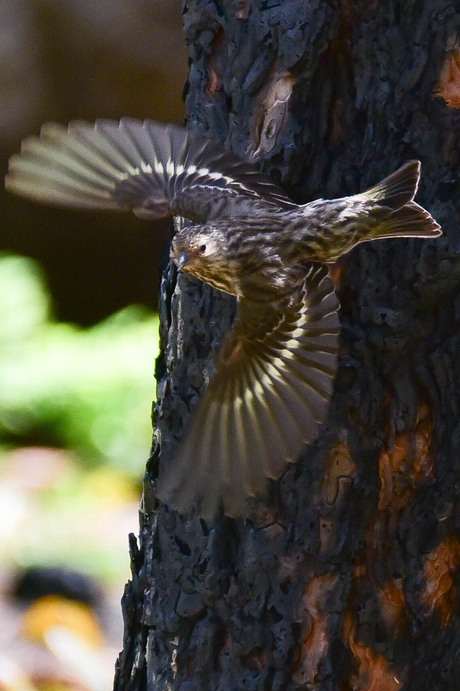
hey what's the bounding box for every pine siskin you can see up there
[6,119,441,517]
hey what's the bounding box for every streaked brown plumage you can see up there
[5,119,442,518]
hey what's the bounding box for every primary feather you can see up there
[6,119,295,221]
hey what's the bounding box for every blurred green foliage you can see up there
[0,253,158,476]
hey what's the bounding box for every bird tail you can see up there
[297,160,441,264]
[367,201,441,240]
[360,160,441,240]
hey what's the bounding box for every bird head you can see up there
[170,226,237,295]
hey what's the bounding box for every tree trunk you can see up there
[114,2,460,689]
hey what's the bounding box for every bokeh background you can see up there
[0,2,186,688]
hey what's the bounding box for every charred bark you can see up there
[114,1,460,689]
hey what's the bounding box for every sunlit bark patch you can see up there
[434,37,460,108]
[378,404,434,513]
[251,69,295,155]
[321,442,356,505]
[411,404,435,481]
[205,29,224,96]
[292,573,339,685]
[421,536,460,625]
[206,67,221,95]
[234,1,250,20]
[365,405,434,560]
[378,581,407,635]
[344,611,403,691]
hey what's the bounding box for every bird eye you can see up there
[199,244,206,253]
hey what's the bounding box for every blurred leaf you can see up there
[0,254,158,474]
[0,254,50,342]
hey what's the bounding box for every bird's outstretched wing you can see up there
[6,119,295,221]
[156,264,340,519]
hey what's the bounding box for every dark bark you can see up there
[114,1,460,689]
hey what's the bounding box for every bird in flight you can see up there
[6,119,441,518]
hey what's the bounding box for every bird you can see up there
[5,118,442,518]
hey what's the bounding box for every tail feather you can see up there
[373,201,441,240]
[362,160,421,210]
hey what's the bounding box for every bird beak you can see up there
[176,250,190,271]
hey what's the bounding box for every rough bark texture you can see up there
[114,1,460,689]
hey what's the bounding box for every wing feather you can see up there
[157,265,341,518]
[244,360,288,479]
[6,118,295,221]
